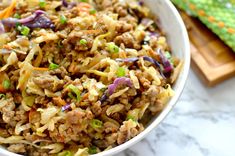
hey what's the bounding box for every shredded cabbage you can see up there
[37,106,59,124]
[0,52,18,71]
[157,85,175,104]
[109,87,129,99]
[100,58,119,81]
[41,143,64,154]
[74,148,89,156]
[0,136,24,144]
[26,80,45,96]
[129,70,140,89]
[106,104,124,116]
[15,121,31,135]
[33,29,59,44]
[17,62,34,91]
[91,32,110,52]
[140,58,161,85]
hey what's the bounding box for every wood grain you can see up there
[180,11,235,87]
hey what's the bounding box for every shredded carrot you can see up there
[77,2,92,13]
[82,93,89,100]
[80,29,102,35]
[0,0,17,19]
[52,97,66,106]
[68,61,78,73]
[2,45,12,50]
[0,86,6,93]
[33,67,49,71]
[0,9,8,19]
[119,50,127,59]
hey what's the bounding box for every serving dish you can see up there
[0,0,190,155]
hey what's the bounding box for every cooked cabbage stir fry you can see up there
[0,0,182,155]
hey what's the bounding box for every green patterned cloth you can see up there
[172,0,235,52]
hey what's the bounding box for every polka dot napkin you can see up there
[172,0,235,52]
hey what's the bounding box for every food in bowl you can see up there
[0,0,183,155]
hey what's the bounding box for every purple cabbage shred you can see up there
[61,104,71,112]
[108,77,133,95]
[157,48,174,73]
[1,10,54,29]
[61,0,76,8]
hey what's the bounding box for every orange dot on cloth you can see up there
[189,4,196,10]
[198,10,205,16]
[218,22,225,28]
[227,28,235,34]
[208,16,215,22]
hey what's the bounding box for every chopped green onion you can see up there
[57,150,72,156]
[165,51,171,59]
[126,115,136,121]
[49,62,59,70]
[15,23,21,30]
[116,67,126,77]
[79,39,87,45]
[90,119,103,129]
[67,84,81,102]
[13,13,21,19]
[2,80,10,89]
[88,146,97,154]
[107,43,119,53]
[89,8,96,14]
[0,94,6,99]
[39,0,46,8]
[165,51,174,64]
[60,15,67,24]
[17,25,30,36]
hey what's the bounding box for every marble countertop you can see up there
[116,69,235,156]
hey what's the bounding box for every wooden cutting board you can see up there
[180,11,235,87]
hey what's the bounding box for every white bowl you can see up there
[0,0,190,155]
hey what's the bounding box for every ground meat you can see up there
[135,70,151,88]
[116,21,133,34]
[0,98,15,124]
[33,75,64,92]
[67,109,86,124]
[113,2,128,17]
[0,128,10,137]
[105,133,118,145]
[114,32,141,50]
[28,109,41,123]
[91,101,102,116]
[104,121,119,133]
[13,93,22,104]
[35,96,50,106]
[94,0,113,10]
[49,66,68,79]
[65,30,94,51]
[7,144,26,153]
[14,108,28,122]
[117,120,140,144]
[2,111,15,123]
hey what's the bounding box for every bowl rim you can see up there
[0,0,190,156]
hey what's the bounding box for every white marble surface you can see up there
[116,69,235,156]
